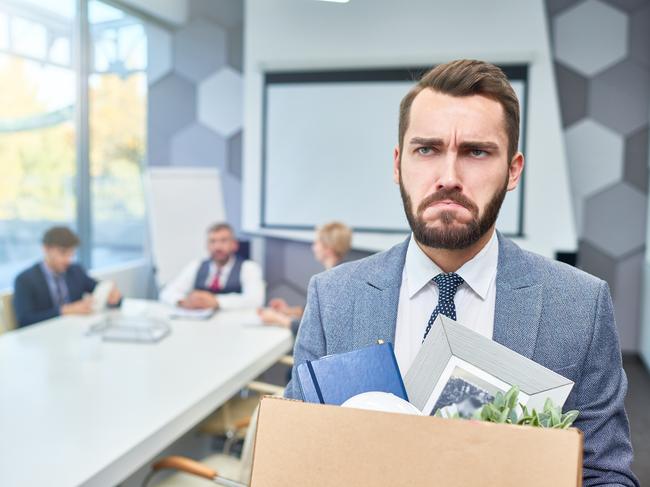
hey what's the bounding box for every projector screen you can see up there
[262,67,527,235]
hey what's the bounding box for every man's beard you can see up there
[399,174,508,250]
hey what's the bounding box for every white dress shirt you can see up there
[394,231,499,374]
[159,257,265,310]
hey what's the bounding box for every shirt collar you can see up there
[404,230,499,300]
[40,261,60,279]
[210,255,235,273]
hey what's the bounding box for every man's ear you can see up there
[393,146,401,185]
[507,152,524,191]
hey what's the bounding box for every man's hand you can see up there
[107,286,122,306]
[61,296,94,316]
[257,307,292,328]
[180,291,219,310]
[268,298,302,318]
[269,298,289,312]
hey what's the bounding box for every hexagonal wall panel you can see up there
[227,25,243,72]
[629,3,650,67]
[170,122,227,168]
[554,0,628,76]
[174,19,227,83]
[624,127,649,193]
[589,60,650,136]
[197,67,243,137]
[583,182,647,258]
[222,171,242,235]
[149,73,196,138]
[577,239,617,286]
[554,62,588,127]
[612,251,644,351]
[227,130,242,179]
[147,130,170,166]
[601,0,648,12]
[546,0,582,16]
[566,119,624,197]
[612,250,644,351]
[146,23,172,84]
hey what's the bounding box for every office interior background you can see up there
[0,0,649,484]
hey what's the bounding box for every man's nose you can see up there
[435,152,463,192]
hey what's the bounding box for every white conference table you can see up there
[0,299,293,487]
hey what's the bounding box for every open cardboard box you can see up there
[249,396,583,487]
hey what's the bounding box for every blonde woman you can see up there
[258,221,352,335]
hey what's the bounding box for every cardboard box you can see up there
[250,397,583,487]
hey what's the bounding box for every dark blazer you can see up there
[13,263,97,328]
[286,233,638,486]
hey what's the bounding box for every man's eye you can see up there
[417,147,433,155]
[470,148,488,157]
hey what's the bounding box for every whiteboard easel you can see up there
[145,167,226,288]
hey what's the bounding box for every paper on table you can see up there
[169,307,215,320]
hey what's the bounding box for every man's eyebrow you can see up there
[459,141,500,151]
[408,137,444,146]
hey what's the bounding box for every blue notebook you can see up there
[296,342,408,405]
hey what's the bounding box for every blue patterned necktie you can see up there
[422,272,464,342]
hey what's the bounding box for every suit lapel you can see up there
[351,239,408,349]
[493,234,542,359]
[34,264,56,309]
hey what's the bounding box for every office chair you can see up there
[0,291,17,334]
[145,402,262,487]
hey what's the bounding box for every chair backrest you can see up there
[238,403,259,484]
[0,292,17,333]
[238,390,285,484]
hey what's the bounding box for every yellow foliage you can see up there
[0,56,146,222]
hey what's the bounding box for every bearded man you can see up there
[284,60,638,486]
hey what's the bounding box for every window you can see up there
[0,0,154,289]
[0,0,76,289]
[89,0,147,268]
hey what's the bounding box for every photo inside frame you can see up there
[421,356,531,417]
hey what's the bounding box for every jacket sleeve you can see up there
[13,273,59,327]
[284,275,327,400]
[574,281,639,487]
[159,261,200,306]
[79,266,97,294]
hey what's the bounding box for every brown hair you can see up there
[207,222,234,236]
[42,226,80,248]
[398,59,520,162]
[317,221,352,259]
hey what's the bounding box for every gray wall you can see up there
[547,0,649,351]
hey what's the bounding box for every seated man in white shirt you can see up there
[160,223,265,310]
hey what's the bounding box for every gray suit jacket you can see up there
[286,233,638,486]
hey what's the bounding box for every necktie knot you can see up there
[432,272,464,300]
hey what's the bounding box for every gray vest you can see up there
[193,257,243,294]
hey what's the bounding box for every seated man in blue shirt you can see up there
[13,226,122,327]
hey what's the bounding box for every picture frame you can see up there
[404,315,574,416]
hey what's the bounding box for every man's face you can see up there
[207,229,238,266]
[393,89,523,249]
[43,246,76,274]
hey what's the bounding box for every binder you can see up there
[296,342,408,405]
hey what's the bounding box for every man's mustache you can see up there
[416,189,478,216]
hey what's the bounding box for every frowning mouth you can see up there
[427,200,468,210]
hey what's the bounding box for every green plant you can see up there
[435,385,579,429]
